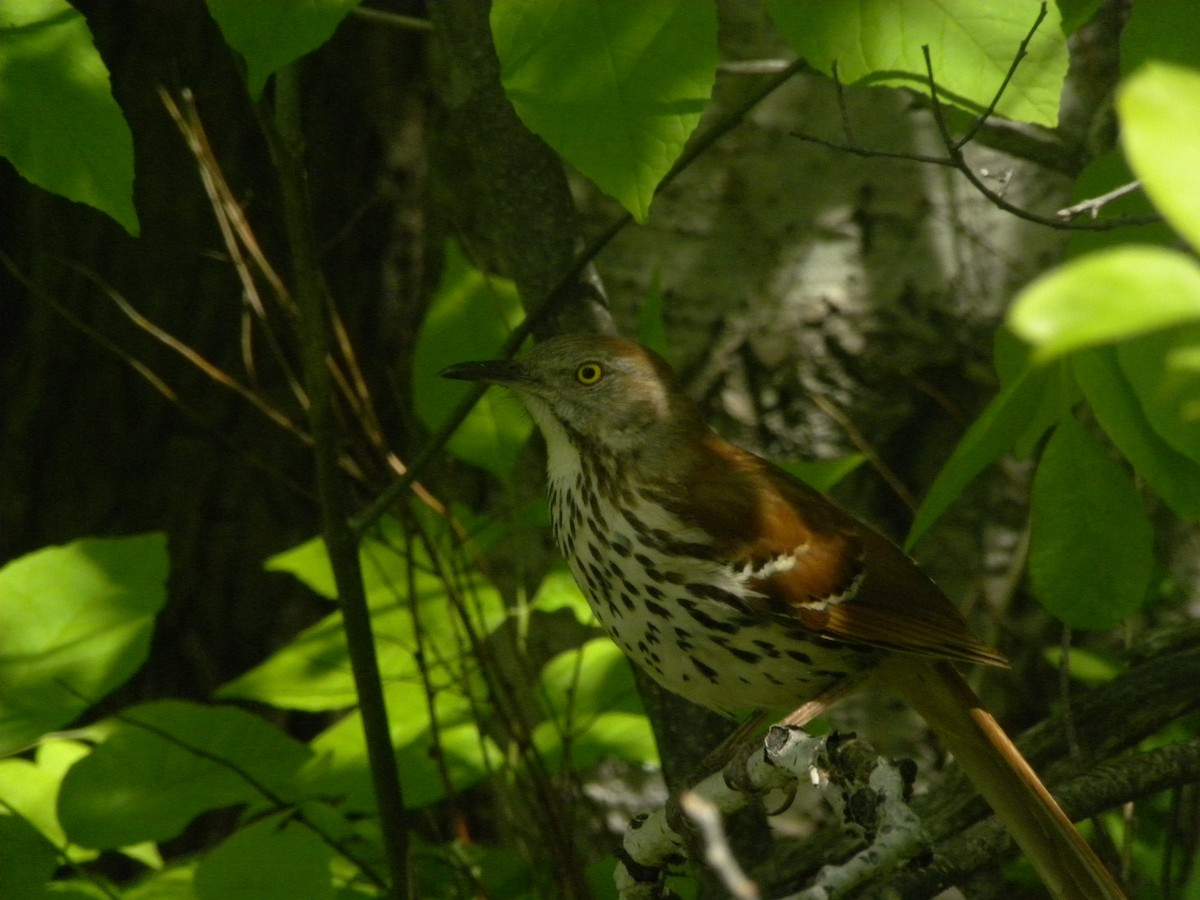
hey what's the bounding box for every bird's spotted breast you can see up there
[548,461,876,717]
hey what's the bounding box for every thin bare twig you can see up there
[1058,180,1143,220]
[159,87,307,407]
[793,6,1160,233]
[919,33,1159,232]
[352,6,433,33]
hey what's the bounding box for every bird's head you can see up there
[442,334,699,458]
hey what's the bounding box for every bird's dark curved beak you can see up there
[440,358,524,385]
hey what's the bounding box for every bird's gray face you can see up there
[441,334,678,456]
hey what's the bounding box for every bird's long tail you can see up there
[879,656,1126,900]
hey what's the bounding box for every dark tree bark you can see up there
[0,0,429,698]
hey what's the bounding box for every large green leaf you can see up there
[58,701,311,849]
[122,864,198,900]
[1118,62,1200,251]
[194,814,334,900]
[304,685,499,812]
[412,241,532,479]
[0,0,138,234]
[533,639,655,770]
[766,0,1067,125]
[1074,348,1200,519]
[1028,418,1153,629]
[1008,246,1200,363]
[223,522,505,710]
[0,739,94,862]
[1120,0,1200,74]
[0,533,168,755]
[204,0,358,99]
[531,566,595,623]
[491,0,717,222]
[0,811,59,900]
[1118,326,1200,466]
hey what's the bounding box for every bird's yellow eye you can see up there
[575,362,604,385]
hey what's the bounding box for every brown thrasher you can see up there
[443,333,1124,899]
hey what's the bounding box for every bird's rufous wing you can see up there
[678,432,1006,669]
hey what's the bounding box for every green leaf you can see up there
[907,367,1048,549]
[123,864,199,900]
[0,739,92,859]
[1119,326,1200,465]
[1118,63,1200,249]
[1028,418,1153,629]
[992,331,1084,458]
[539,639,643,721]
[226,522,505,710]
[0,811,59,900]
[532,566,595,623]
[491,0,717,222]
[778,454,867,494]
[58,700,311,849]
[1008,246,1200,363]
[1074,348,1200,518]
[534,639,654,769]
[1056,1,1104,36]
[305,685,499,811]
[41,884,115,900]
[1042,645,1123,686]
[0,533,168,755]
[194,814,334,900]
[1120,0,1200,77]
[204,0,358,100]
[765,0,1067,125]
[412,241,532,479]
[0,0,138,234]
[264,516,417,601]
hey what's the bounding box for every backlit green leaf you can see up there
[1008,246,1200,363]
[766,0,1067,125]
[304,686,499,811]
[205,0,358,99]
[0,534,168,755]
[226,522,505,710]
[0,739,92,860]
[413,241,532,479]
[492,0,717,221]
[1042,645,1123,686]
[534,640,654,769]
[0,0,138,233]
[1118,63,1200,249]
[532,566,594,623]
